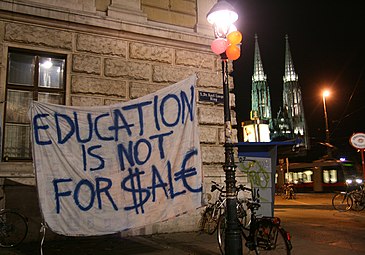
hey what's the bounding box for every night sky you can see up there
[228,1,365,161]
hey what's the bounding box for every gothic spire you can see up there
[283,34,298,82]
[250,34,272,130]
[252,34,266,82]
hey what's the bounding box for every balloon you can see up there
[211,38,228,55]
[226,45,240,60]
[227,31,242,45]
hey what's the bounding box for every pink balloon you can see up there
[211,38,228,55]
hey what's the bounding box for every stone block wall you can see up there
[142,0,197,28]
[0,0,245,237]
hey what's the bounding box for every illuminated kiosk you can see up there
[235,140,297,217]
[242,119,270,142]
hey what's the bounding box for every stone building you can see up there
[0,0,242,240]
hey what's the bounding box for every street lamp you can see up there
[322,90,331,157]
[207,1,242,255]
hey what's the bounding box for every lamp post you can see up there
[322,90,331,157]
[207,1,242,255]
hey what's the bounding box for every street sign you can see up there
[349,133,365,149]
[198,91,223,104]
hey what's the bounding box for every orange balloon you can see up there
[226,45,240,60]
[227,31,242,45]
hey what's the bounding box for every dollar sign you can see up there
[121,167,151,214]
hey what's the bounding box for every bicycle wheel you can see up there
[237,200,250,227]
[200,206,219,234]
[332,192,352,212]
[0,210,28,247]
[280,189,287,199]
[217,214,226,255]
[217,215,247,255]
[350,191,365,211]
[253,222,291,254]
[289,188,296,200]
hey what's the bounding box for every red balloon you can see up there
[226,45,240,60]
[211,38,228,55]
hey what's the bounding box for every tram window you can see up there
[298,170,313,183]
[293,172,298,183]
[284,172,290,183]
[323,169,338,183]
[285,170,313,184]
[302,170,313,183]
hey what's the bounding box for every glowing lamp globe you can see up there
[206,0,238,38]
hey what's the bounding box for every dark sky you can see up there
[229,0,365,157]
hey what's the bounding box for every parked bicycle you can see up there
[0,196,28,248]
[351,184,365,211]
[200,181,248,235]
[333,182,365,212]
[332,190,352,212]
[279,183,296,200]
[218,186,292,255]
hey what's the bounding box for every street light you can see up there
[322,90,331,157]
[207,1,242,255]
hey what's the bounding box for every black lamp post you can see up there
[322,90,332,157]
[207,1,242,255]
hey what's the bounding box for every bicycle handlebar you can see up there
[238,184,251,192]
[210,181,262,212]
[210,181,224,193]
[210,181,258,198]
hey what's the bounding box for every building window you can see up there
[2,49,66,161]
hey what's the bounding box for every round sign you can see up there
[349,133,365,149]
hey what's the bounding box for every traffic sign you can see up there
[349,133,365,149]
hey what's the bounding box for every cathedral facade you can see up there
[250,35,309,151]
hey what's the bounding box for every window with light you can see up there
[2,49,66,161]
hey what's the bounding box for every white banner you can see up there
[29,75,202,236]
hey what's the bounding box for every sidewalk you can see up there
[1,231,221,255]
[3,226,362,255]
[1,193,364,255]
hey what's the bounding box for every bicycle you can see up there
[218,186,292,255]
[331,182,364,212]
[200,181,226,234]
[280,183,296,200]
[349,184,365,211]
[200,181,248,235]
[0,196,28,248]
[332,189,353,212]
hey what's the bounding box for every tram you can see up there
[276,159,361,192]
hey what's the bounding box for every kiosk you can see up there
[235,141,298,217]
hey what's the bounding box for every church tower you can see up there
[251,34,273,129]
[281,35,309,148]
